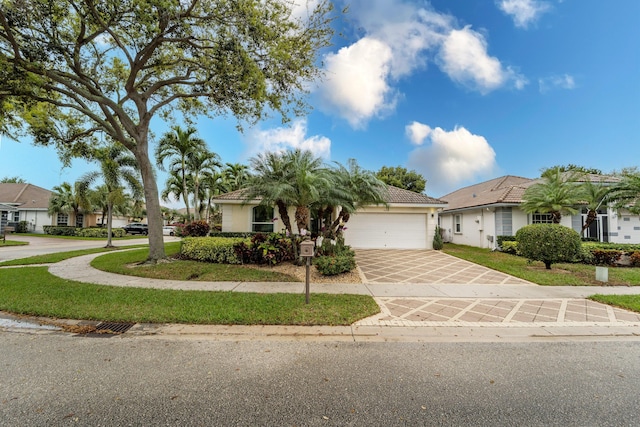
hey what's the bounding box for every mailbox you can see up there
[300,240,315,257]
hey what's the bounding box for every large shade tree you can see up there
[376,166,426,193]
[0,0,335,262]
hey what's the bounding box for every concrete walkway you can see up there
[38,252,640,331]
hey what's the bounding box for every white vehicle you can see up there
[162,226,176,236]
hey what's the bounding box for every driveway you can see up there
[355,249,532,285]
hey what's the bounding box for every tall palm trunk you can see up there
[105,203,114,247]
[581,209,598,235]
[276,200,292,234]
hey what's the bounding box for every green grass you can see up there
[18,233,147,241]
[442,243,640,286]
[589,294,640,313]
[0,245,149,266]
[0,240,28,247]
[0,267,379,325]
[91,243,299,282]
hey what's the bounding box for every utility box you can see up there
[300,240,315,257]
[595,266,608,283]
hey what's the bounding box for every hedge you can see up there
[180,236,249,264]
[75,227,127,238]
[314,254,356,276]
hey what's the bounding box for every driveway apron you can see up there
[355,249,640,328]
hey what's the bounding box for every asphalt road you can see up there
[1,332,639,426]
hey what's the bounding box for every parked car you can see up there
[123,222,148,235]
[162,225,176,236]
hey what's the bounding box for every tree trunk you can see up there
[134,142,166,263]
[182,166,191,222]
[105,203,114,248]
[581,209,597,235]
[294,206,310,235]
[276,200,292,234]
[544,260,552,269]
[552,211,562,224]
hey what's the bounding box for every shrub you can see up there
[515,224,582,269]
[590,249,623,266]
[180,236,248,264]
[433,226,443,250]
[43,225,77,236]
[209,231,258,238]
[315,236,353,257]
[75,227,127,238]
[314,254,356,276]
[234,232,294,265]
[630,251,640,267]
[496,235,517,248]
[17,221,29,233]
[182,220,211,237]
[501,241,519,255]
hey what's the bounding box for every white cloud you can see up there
[437,26,527,94]
[319,38,396,129]
[406,123,497,194]
[538,74,576,93]
[497,0,551,29]
[317,1,526,128]
[245,119,331,159]
[405,121,432,145]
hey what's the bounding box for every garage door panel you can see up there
[345,213,428,249]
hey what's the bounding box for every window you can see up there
[531,212,553,224]
[12,211,19,222]
[76,213,84,228]
[454,214,462,234]
[57,213,69,226]
[252,206,274,232]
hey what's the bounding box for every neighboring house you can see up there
[439,174,639,249]
[0,183,54,233]
[0,183,136,233]
[213,185,448,249]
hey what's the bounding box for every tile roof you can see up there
[213,185,447,206]
[0,183,52,209]
[440,175,535,211]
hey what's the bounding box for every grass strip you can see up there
[91,244,299,282]
[0,267,379,325]
[0,240,28,247]
[442,244,640,286]
[589,295,640,313]
[0,245,148,266]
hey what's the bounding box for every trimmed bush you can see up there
[515,224,582,269]
[180,236,248,264]
[182,220,211,237]
[76,227,127,238]
[210,231,258,238]
[630,252,640,267]
[314,254,356,276]
[497,235,517,248]
[43,225,77,236]
[17,221,29,233]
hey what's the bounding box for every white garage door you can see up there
[344,213,428,249]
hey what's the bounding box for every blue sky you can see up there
[2,0,639,206]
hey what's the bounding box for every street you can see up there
[1,331,639,426]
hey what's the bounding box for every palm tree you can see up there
[607,172,640,215]
[200,170,228,224]
[48,182,91,227]
[223,162,251,191]
[161,171,192,221]
[521,168,581,223]
[323,159,387,238]
[155,126,207,222]
[186,149,221,220]
[579,179,610,236]
[245,151,295,235]
[79,144,143,247]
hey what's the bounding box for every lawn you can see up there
[0,267,379,325]
[0,245,148,266]
[442,243,640,286]
[589,294,640,313]
[0,240,28,247]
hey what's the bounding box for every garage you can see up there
[344,212,429,249]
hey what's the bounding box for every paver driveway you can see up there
[356,249,533,285]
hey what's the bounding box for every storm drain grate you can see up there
[95,322,135,334]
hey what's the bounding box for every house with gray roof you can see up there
[214,185,448,249]
[438,174,639,248]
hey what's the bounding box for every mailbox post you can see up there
[300,240,315,304]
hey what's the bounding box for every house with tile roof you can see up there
[438,174,639,249]
[214,185,448,249]
[0,183,54,233]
